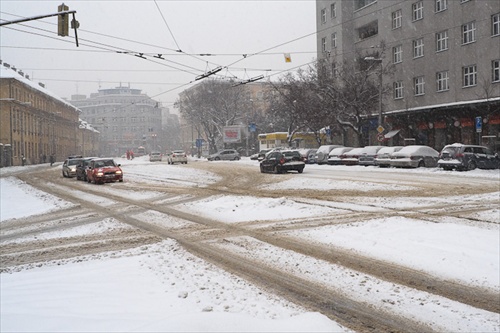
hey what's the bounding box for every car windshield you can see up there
[68,159,80,166]
[95,160,115,168]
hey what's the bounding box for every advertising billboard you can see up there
[223,126,242,143]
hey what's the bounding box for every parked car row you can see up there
[62,156,123,184]
[255,143,498,171]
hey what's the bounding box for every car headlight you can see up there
[70,167,76,172]
[97,172,104,176]
[115,171,122,174]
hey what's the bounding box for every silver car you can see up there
[149,151,162,162]
[390,145,440,168]
[375,146,403,167]
[327,147,353,165]
[357,146,384,166]
[315,145,343,165]
[207,149,240,161]
[167,150,188,164]
[62,158,83,178]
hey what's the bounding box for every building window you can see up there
[394,81,404,99]
[358,21,378,40]
[332,63,338,77]
[321,8,326,24]
[436,30,448,52]
[463,65,477,87]
[393,45,402,63]
[331,32,337,48]
[436,71,449,91]
[321,37,327,52]
[413,38,424,58]
[462,21,476,44]
[392,9,402,29]
[331,3,336,18]
[414,76,425,95]
[493,60,500,83]
[412,1,424,21]
[493,13,500,36]
[435,0,447,12]
[355,0,376,11]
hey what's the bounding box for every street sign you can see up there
[475,117,482,133]
[377,133,385,142]
[377,125,385,133]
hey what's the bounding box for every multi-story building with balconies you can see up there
[71,86,165,156]
[316,0,499,150]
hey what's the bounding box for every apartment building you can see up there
[71,86,164,156]
[317,0,500,150]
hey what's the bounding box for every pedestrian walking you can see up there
[21,154,26,166]
[49,154,55,166]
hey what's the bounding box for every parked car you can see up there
[62,158,83,178]
[438,144,499,171]
[340,147,365,166]
[250,149,271,161]
[260,150,305,174]
[374,146,403,167]
[315,145,343,165]
[390,145,440,168]
[358,146,385,166]
[149,151,162,162]
[76,157,98,181]
[297,149,317,164]
[327,147,354,165]
[207,149,241,161]
[86,158,123,184]
[167,150,188,164]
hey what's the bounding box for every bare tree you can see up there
[178,79,249,154]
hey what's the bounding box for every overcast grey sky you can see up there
[0,0,317,109]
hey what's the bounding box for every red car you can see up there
[86,158,123,184]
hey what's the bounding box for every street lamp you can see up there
[364,56,384,142]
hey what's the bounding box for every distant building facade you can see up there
[316,0,500,150]
[0,63,85,166]
[70,86,165,156]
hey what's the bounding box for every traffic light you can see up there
[57,3,69,36]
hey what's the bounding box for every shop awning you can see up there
[384,130,400,139]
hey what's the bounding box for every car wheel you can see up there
[418,160,425,168]
[234,157,240,160]
[119,179,123,182]
[468,161,477,171]
[298,168,304,174]
[215,157,220,161]
[260,165,265,173]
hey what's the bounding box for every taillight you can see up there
[456,153,464,158]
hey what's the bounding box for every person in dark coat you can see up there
[49,154,55,166]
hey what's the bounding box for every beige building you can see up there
[316,0,500,150]
[0,63,86,167]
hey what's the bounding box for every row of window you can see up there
[391,15,498,64]
[393,60,500,99]
[322,12,500,53]
[321,0,478,26]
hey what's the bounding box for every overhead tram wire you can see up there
[1,23,204,76]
